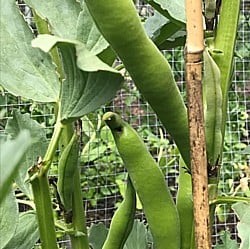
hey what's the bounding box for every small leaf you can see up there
[88,223,108,249]
[214,231,239,249]
[58,44,123,123]
[0,1,60,102]
[144,0,186,26]
[4,211,39,249]
[124,220,148,249]
[6,110,48,198]
[232,202,250,249]
[0,189,19,248]
[240,145,250,154]
[25,0,81,39]
[76,3,109,54]
[32,35,118,73]
[0,130,32,203]
[144,11,185,49]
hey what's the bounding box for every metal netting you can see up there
[1,0,249,248]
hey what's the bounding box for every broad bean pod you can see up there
[103,177,136,249]
[203,48,222,167]
[103,112,180,249]
[57,132,79,211]
[85,0,190,168]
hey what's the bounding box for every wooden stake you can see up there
[185,1,212,248]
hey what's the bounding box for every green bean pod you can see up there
[85,0,190,168]
[103,176,136,249]
[57,132,79,211]
[103,112,180,249]
[176,157,195,249]
[203,48,222,166]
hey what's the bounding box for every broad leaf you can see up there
[25,0,81,40]
[0,0,59,102]
[0,189,18,248]
[88,223,108,249]
[5,110,48,198]
[124,220,148,249]
[76,3,109,55]
[144,0,186,26]
[32,35,117,73]
[4,211,39,249]
[145,11,185,49]
[232,202,250,249]
[0,130,32,203]
[58,44,123,123]
[214,231,239,249]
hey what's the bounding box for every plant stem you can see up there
[70,168,89,249]
[43,120,64,173]
[213,0,240,156]
[61,124,89,249]
[30,168,58,249]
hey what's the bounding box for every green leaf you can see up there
[0,0,60,102]
[88,223,108,249]
[76,3,109,54]
[58,44,123,123]
[144,0,186,26]
[0,130,32,203]
[240,145,250,154]
[232,202,250,249]
[144,11,185,49]
[32,34,117,73]
[4,211,39,249]
[0,189,19,248]
[25,0,81,40]
[124,220,148,249]
[5,110,48,198]
[214,231,239,249]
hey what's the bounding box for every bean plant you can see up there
[0,0,249,249]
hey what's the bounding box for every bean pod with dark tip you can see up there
[103,112,180,249]
[85,0,190,168]
[103,176,136,249]
[57,132,79,211]
[203,48,222,166]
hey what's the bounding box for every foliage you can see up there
[0,0,249,249]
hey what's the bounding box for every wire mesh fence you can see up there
[0,0,249,248]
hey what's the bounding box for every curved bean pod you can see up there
[103,177,136,249]
[103,112,180,249]
[57,132,79,211]
[85,0,190,168]
[203,48,222,167]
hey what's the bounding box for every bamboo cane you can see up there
[185,0,211,248]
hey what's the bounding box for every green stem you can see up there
[43,120,64,173]
[61,124,89,249]
[30,171,58,249]
[33,10,64,79]
[70,168,89,249]
[213,0,240,149]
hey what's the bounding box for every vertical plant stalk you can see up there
[70,167,89,249]
[213,0,240,150]
[29,115,63,249]
[185,0,211,248]
[62,124,89,249]
[29,162,58,249]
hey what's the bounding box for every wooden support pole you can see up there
[185,0,212,248]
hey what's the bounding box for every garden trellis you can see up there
[0,0,249,248]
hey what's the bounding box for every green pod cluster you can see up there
[103,177,136,249]
[85,0,190,168]
[203,48,223,166]
[57,132,79,211]
[103,112,180,249]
